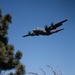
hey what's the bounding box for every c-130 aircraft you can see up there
[22,19,68,37]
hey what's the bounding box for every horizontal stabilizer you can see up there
[55,28,64,33]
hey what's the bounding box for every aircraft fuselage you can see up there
[33,28,59,36]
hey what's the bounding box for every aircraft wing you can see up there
[22,34,31,37]
[54,19,68,28]
[22,32,35,37]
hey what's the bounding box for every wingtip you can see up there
[65,19,68,21]
[22,35,26,37]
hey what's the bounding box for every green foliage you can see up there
[0,9,25,75]
[15,51,22,60]
[15,64,26,75]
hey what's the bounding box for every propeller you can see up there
[45,25,48,30]
[28,31,31,35]
[51,22,54,26]
[49,22,56,29]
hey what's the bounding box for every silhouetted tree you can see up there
[0,8,26,75]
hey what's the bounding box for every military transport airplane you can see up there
[22,19,68,37]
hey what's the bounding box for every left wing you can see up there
[45,19,68,32]
[54,19,68,28]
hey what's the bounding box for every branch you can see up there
[40,68,46,75]
[57,66,63,75]
[47,65,58,75]
[28,72,38,75]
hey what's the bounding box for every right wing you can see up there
[22,32,35,37]
[22,34,30,37]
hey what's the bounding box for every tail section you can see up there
[55,28,64,33]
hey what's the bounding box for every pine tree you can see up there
[0,9,26,75]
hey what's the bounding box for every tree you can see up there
[0,8,26,75]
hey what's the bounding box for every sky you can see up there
[0,0,75,75]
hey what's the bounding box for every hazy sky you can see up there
[0,0,75,75]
